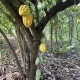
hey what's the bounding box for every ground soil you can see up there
[0,36,80,80]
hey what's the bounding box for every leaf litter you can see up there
[0,37,80,80]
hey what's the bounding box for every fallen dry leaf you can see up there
[13,72,21,79]
[6,73,12,80]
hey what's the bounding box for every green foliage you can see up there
[1,49,6,54]
[42,4,80,54]
[59,45,67,54]
[35,53,44,80]
[0,2,16,36]
[35,53,44,65]
[0,39,4,45]
[77,6,80,11]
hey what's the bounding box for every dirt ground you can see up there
[0,37,80,80]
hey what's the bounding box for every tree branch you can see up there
[0,8,16,25]
[35,0,39,23]
[36,0,80,36]
[0,22,17,39]
[29,0,36,5]
[1,0,33,45]
[0,28,26,80]
[1,0,80,42]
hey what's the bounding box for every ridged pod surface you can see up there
[19,5,30,16]
[39,43,46,52]
[22,13,33,28]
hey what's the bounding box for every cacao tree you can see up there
[0,0,80,80]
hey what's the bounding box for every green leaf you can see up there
[38,54,44,64]
[62,0,66,2]
[35,69,41,80]
[77,6,80,11]
[35,57,40,65]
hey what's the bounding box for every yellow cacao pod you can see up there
[39,43,46,52]
[22,13,33,28]
[19,5,30,16]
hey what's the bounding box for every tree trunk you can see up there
[29,41,40,80]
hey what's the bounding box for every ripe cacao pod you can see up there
[22,13,33,28]
[19,5,30,16]
[39,43,46,52]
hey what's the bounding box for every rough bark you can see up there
[0,29,26,80]
[29,41,40,80]
[36,0,80,35]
